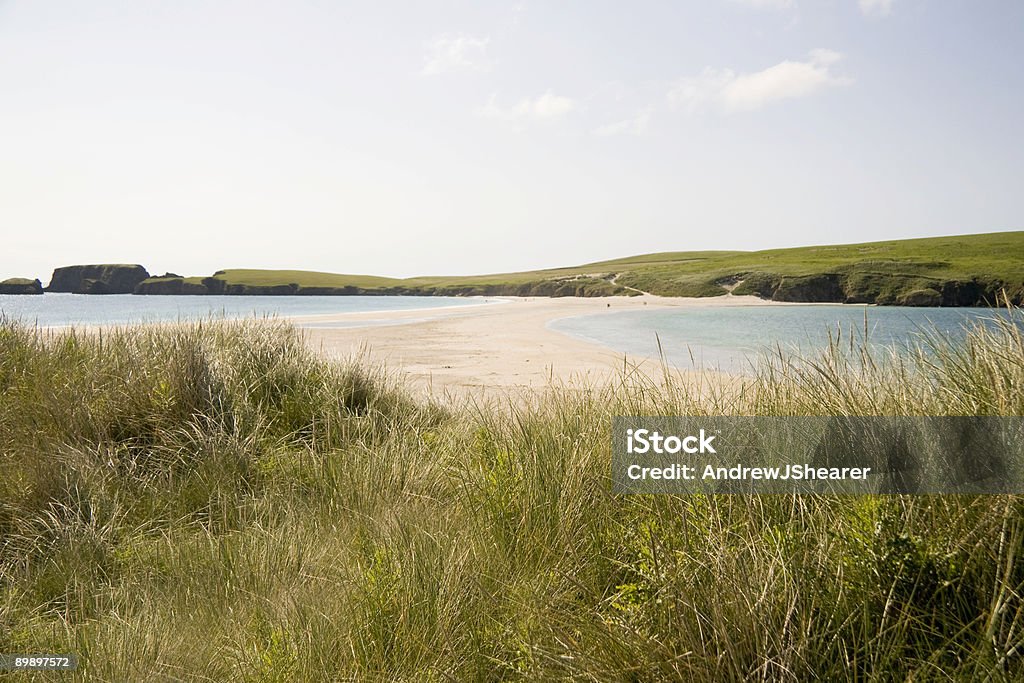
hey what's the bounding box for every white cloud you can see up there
[858,0,894,17]
[593,109,652,137]
[728,0,796,9]
[511,3,526,28]
[668,49,851,113]
[477,91,576,124]
[422,34,490,75]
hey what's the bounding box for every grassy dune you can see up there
[2,315,1024,679]
[136,231,1024,304]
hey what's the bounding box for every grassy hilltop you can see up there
[136,231,1024,305]
[2,315,1024,679]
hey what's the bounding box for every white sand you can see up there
[299,294,779,399]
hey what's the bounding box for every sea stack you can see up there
[46,264,150,294]
[0,278,44,295]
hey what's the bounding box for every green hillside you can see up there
[132,231,1024,305]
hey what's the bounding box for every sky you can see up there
[1,0,1022,280]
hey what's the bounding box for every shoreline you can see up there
[2,293,857,398]
[299,294,784,397]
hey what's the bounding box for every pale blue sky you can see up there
[1,1,1021,279]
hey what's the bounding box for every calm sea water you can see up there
[0,293,496,327]
[5,296,1017,374]
[549,305,1020,373]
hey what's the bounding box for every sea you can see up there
[1,294,1017,373]
[549,304,1020,373]
[0,293,497,328]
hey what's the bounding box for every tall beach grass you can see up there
[1,311,1022,680]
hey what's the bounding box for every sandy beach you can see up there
[298,294,776,398]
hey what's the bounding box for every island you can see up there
[0,278,43,295]
[32,231,1024,306]
[47,264,151,294]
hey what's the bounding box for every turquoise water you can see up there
[549,305,1020,373]
[0,293,496,327]
[5,296,1017,374]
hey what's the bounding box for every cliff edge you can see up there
[47,264,150,294]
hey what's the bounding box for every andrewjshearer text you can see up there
[627,463,872,481]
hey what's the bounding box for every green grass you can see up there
[197,267,630,297]
[2,313,1024,680]
[209,269,405,289]
[609,231,1024,301]
[141,230,1024,304]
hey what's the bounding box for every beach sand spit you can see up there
[300,294,775,400]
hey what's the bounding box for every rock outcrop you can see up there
[134,277,210,295]
[0,278,43,295]
[897,288,943,307]
[47,264,150,294]
[771,274,846,303]
[729,270,1015,307]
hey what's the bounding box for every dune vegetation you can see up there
[1,311,1024,680]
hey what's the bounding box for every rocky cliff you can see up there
[0,278,43,295]
[134,277,212,295]
[47,264,151,294]
[730,271,1016,307]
